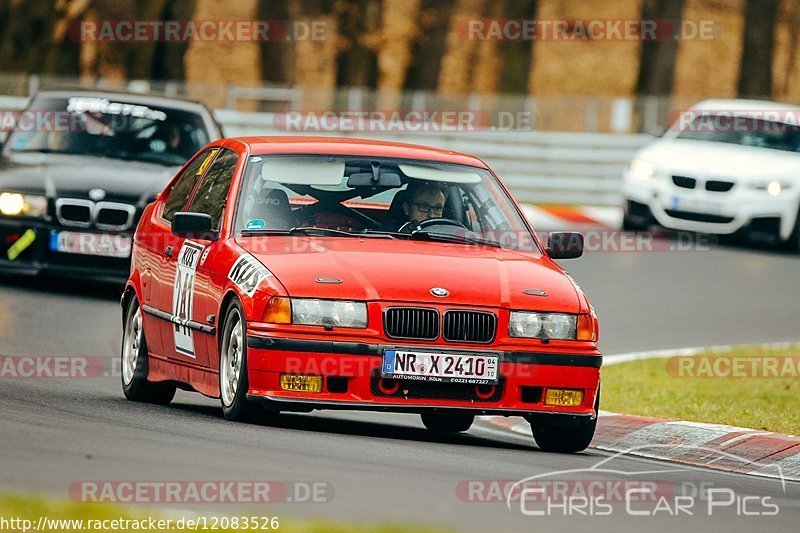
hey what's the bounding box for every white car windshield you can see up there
[675,115,800,153]
[234,155,539,253]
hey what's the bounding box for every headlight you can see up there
[750,180,791,197]
[0,192,48,217]
[628,159,657,181]
[509,311,577,340]
[291,298,367,328]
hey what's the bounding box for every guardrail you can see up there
[217,110,651,206]
[1,97,651,206]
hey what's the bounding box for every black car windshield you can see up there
[6,95,211,166]
[675,115,800,153]
[235,155,539,254]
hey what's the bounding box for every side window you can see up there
[185,148,238,230]
[162,148,219,222]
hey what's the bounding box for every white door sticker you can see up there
[172,241,204,357]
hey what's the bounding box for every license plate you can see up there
[49,231,131,258]
[666,194,726,215]
[382,349,499,384]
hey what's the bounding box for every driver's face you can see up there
[404,189,446,223]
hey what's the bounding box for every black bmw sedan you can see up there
[0,89,222,281]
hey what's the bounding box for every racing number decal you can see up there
[172,241,204,357]
[228,254,271,297]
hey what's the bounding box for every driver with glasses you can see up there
[401,182,448,229]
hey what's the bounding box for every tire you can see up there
[421,413,474,433]
[121,297,176,405]
[219,300,263,422]
[785,208,800,253]
[621,214,643,231]
[530,390,599,453]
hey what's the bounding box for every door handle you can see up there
[164,246,174,258]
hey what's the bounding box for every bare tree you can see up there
[635,0,684,97]
[737,0,779,98]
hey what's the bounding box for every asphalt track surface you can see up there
[1,240,799,532]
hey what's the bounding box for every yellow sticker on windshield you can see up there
[196,148,219,176]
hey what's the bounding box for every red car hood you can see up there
[235,236,580,312]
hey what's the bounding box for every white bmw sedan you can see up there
[622,99,800,251]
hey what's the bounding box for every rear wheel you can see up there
[121,297,176,405]
[421,413,474,433]
[785,208,800,253]
[219,300,263,422]
[530,390,599,453]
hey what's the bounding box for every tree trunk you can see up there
[372,0,421,108]
[184,0,263,109]
[405,0,453,91]
[635,0,684,96]
[285,0,340,109]
[335,0,380,88]
[502,0,537,94]
[436,0,486,96]
[738,0,779,98]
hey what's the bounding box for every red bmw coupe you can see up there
[121,136,601,453]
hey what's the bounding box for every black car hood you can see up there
[0,151,178,205]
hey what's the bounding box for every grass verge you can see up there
[602,343,800,434]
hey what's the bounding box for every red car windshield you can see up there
[234,155,539,253]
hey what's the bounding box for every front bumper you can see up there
[0,217,131,280]
[245,335,601,417]
[624,175,800,240]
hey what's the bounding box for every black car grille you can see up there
[706,180,735,192]
[443,310,497,343]
[672,175,697,189]
[95,205,133,229]
[664,209,735,224]
[58,203,92,226]
[384,307,439,340]
[371,373,504,402]
[55,199,136,231]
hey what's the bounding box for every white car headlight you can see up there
[0,192,48,218]
[750,180,792,197]
[509,311,577,340]
[628,159,657,181]
[291,298,367,328]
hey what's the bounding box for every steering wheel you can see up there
[398,217,468,234]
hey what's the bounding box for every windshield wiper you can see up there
[409,230,501,248]
[242,226,361,238]
[289,226,359,237]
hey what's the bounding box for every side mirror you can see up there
[172,212,217,241]
[547,232,584,259]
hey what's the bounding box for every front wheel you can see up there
[121,297,176,405]
[785,208,800,253]
[219,300,263,422]
[530,390,599,453]
[421,413,474,433]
